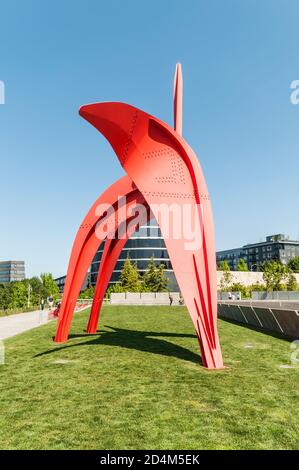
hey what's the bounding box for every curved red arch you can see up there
[86,198,151,334]
[78,102,223,369]
[54,176,148,342]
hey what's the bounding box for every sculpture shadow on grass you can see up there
[37,326,201,365]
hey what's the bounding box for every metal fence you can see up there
[252,291,299,301]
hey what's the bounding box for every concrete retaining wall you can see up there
[110,292,182,306]
[217,271,299,288]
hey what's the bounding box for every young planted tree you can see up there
[262,261,291,291]
[219,260,233,291]
[119,257,142,292]
[288,256,299,273]
[143,257,168,292]
[286,273,299,291]
[237,258,249,272]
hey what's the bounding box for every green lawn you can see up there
[0,306,298,450]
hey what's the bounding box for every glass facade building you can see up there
[90,218,179,291]
[0,260,25,283]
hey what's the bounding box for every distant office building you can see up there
[216,247,244,271]
[0,261,25,283]
[217,234,299,271]
[90,218,179,291]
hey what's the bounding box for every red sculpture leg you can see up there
[85,238,115,334]
[54,177,147,343]
[86,203,151,334]
[79,102,224,369]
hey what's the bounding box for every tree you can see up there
[143,257,168,292]
[156,264,169,292]
[106,282,126,298]
[219,260,230,271]
[119,257,142,292]
[248,282,266,293]
[237,258,249,272]
[288,256,299,273]
[0,273,59,312]
[262,261,291,291]
[286,273,299,291]
[229,282,250,299]
[219,260,233,291]
[40,273,59,301]
[9,282,28,309]
[28,277,48,306]
[0,284,13,310]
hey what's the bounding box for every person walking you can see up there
[169,293,173,306]
[40,299,45,324]
[48,295,54,311]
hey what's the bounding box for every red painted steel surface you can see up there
[174,63,183,136]
[78,102,223,369]
[86,199,151,334]
[54,176,148,342]
[54,64,224,369]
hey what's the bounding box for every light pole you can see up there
[27,284,31,308]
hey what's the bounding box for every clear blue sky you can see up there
[0,0,298,278]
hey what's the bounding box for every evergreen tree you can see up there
[219,260,231,271]
[119,257,142,292]
[143,257,168,292]
[237,258,249,272]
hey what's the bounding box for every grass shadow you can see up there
[36,326,201,365]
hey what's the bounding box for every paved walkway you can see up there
[0,310,50,341]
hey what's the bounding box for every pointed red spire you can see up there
[173,63,183,136]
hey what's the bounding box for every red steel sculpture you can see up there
[54,64,224,369]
